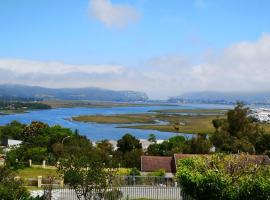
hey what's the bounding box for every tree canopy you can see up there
[211,102,264,153]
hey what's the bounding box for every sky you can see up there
[1,0,270,99]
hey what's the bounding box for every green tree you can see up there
[116,134,142,168]
[63,135,94,159]
[147,135,186,156]
[22,121,49,141]
[59,157,111,200]
[0,120,25,140]
[255,133,270,154]
[95,140,114,166]
[183,133,211,154]
[211,102,263,153]
[0,165,30,200]
[117,134,142,153]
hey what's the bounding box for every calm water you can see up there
[0,104,232,141]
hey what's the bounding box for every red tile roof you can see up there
[141,154,270,173]
[141,156,173,172]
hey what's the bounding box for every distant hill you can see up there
[168,91,270,105]
[0,84,149,102]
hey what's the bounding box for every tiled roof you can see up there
[141,156,173,172]
[141,154,270,174]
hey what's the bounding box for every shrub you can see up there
[149,168,166,177]
[104,189,123,200]
[0,165,30,200]
[176,154,270,200]
[129,167,141,176]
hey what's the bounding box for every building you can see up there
[141,154,270,174]
[141,154,198,174]
[0,137,23,149]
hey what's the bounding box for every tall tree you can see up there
[117,134,142,153]
[211,102,263,153]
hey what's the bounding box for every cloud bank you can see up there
[1,34,270,99]
[89,0,140,28]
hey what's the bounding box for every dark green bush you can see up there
[177,154,270,200]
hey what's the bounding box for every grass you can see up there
[72,108,270,134]
[72,110,224,134]
[16,167,59,179]
[72,114,157,124]
[151,109,227,115]
[121,115,219,134]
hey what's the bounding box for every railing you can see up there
[31,186,194,200]
[28,176,194,200]
[112,176,176,187]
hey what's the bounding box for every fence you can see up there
[29,176,194,200]
[23,176,175,188]
[31,186,193,200]
[112,176,176,187]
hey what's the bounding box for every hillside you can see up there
[0,84,148,102]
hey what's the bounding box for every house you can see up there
[141,154,270,174]
[141,154,198,174]
[0,137,23,150]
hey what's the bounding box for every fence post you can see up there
[42,160,46,168]
[29,159,32,167]
[60,179,64,188]
[37,176,42,188]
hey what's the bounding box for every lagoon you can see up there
[0,104,232,141]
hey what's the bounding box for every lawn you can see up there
[16,167,59,179]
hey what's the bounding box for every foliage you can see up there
[117,134,142,153]
[129,167,141,176]
[0,165,30,200]
[147,134,211,156]
[255,133,270,154]
[211,102,264,153]
[104,189,123,200]
[183,133,212,154]
[0,120,25,140]
[115,134,143,168]
[4,121,76,165]
[148,169,166,177]
[58,157,112,200]
[0,100,50,110]
[95,140,114,166]
[177,154,270,200]
[147,135,186,156]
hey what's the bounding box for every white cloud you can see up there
[0,59,123,75]
[1,34,270,99]
[89,0,140,28]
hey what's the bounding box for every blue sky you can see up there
[1,0,270,99]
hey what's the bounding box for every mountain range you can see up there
[0,84,148,102]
